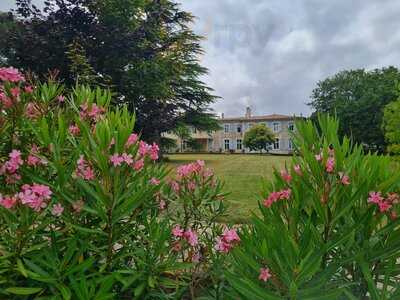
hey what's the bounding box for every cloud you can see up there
[2,0,400,118]
[182,0,400,117]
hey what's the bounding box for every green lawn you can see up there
[165,154,290,222]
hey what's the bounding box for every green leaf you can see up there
[6,287,43,295]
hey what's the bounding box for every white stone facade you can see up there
[165,107,297,154]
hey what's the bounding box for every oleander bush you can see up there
[225,116,400,299]
[0,67,229,299]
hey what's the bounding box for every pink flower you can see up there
[69,124,80,136]
[0,92,13,108]
[51,203,64,217]
[280,170,292,183]
[172,225,184,237]
[215,237,232,253]
[184,229,198,247]
[215,227,240,253]
[10,87,20,98]
[0,149,24,183]
[0,195,18,209]
[315,153,323,161]
[57,95,65,103]
[378,201,392,213]
[149,143,159,161]
[258,268,272,282]
[139,141,151,157]
[222,228,240,243]
[263,192,280,208]
[368,192,384,204]
[121,153,133,165]
[339,172,350,185]
[150,177,160,185]
[159,199,166,210]
[110,154,124,167]
[125,133,138,147]
[326,157,335,173]
[24,86,33,93]
[18,184,52,211]
[0,67,25,82]
[187,181,196,191]
[279,189,292,200]
[192,253,201,263]
[75,155,95,180]
[294,164,302,176]
[133,159,144,171]
[170,180,180,193]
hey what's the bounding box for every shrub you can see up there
[226,116,400,299]
[0,67,225,299]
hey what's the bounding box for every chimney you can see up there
[221,113,225,119]
[245,106,251,118]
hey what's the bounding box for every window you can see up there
[273,122,281,133]
[274,138,280,150]
[288,122,294,131]
[288,139,293,150]
[237,139,242,150]
[224,139,230,150]
[224,124,229,133]
[237,124,242,133]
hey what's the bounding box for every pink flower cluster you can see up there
[172,225,199,247]
[79,102,105,122]
[0,150,24,184]
[263,188,292,208]
[75,155,95,180]
[69,124,80,136]
[177,160,205,178]
[339,172,350,185]
[325,157,335,173]
[259,267,272,282]
[109,153,133,166]
[0,67,25,82]
[368,191,399,214]
[138,141,159,161]
[215,227,241,253]
[0,184,53,212]
[125,133,138,148]
[294,164,302,176]
[280,170,292,183]
[18,184,52,211]
[0,91,13,108]
[0,195,18,209]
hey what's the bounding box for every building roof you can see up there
[220,113,295,122]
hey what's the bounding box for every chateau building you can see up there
[165,107,297,154]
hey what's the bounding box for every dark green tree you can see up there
[3,0,219,145]
[243,124,275,153]
[383,84,400,155]
[308,67,400,152]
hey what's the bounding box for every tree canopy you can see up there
[383,86,400,155]
[1,0,219,144]
[243,124,275,153]
[308,66,400,152]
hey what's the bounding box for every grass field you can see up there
[166,154,290,222]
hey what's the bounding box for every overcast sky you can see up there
[2,0,400,117]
